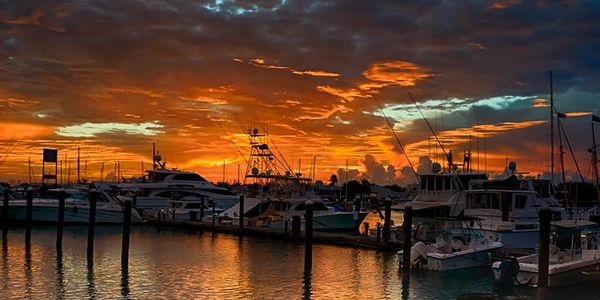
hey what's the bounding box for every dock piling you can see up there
[402,205,413,272]
[87,194,97,260]
[538,207,551,290]
[239,195,244,236]
[56,192,65,252]
[292,216,301,239]
[284,218,289,240]
[353,198,361,235]
[363,222,369,237]
[211,202,216,235]
[376,223,381,244]
[383,199,392,243]
[2,189,8,240]
[304,200,314,272]
[25,190,33,245]
[121,200,132,271]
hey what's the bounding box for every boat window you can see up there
[172,173,207,181]
[490,193,500,209]
[295,203,305,211]
[314,202,329,211]
[427,177,434,191]
[274,202,286,211]
[186,203,203,209]
[514,194,527,209]
[466,194,473,209]
[435,177,443,191]
[444,177,451,191]
[476,193,488,209]
[420,176,427,190]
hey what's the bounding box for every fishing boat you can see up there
[6,188,142,224]
[492,220,600,287]
[401,225,502,271]
[156,194,214,221]
[464,163,567,250]
[118,146,239,217]
[226,196,369,231]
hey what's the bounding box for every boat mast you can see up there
[557,114,568,208]
[152,142,156,171]
[550,71,555,182]
[77,146,80,183]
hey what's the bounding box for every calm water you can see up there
[0,226,598,299]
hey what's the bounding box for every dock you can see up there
[146,218,404,251]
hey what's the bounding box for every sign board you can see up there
[43,148,58,163]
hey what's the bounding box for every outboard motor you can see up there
[495,256,520,287]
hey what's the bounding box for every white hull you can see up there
[493,252,600,287]
[7,203,142,224]
[483,229,538,250]
[423,250,494,271]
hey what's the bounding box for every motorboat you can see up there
[493,220,600,287]
[400,225,502,271]
[118,154,239,217]
[6,188,142,224]
[464,174,567,250]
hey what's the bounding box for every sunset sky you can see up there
[1,0,599,185]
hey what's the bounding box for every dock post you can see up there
[383,199,392,243]
[239,195,244,236]
[284,218,289,240]
[363,222,369,237]
[87,194,97,261]
[56,192,65,252]
[353,198,361,235]
[200,198,205,221]
[121,200,132,271]
[376,223,381,244]
[538,207,551,290]
[2,189,8,240]
[25,190,33,245]
[304,200,314,273]
[402,205,413,272]
[292,216,301,239]
[211,202,216,234]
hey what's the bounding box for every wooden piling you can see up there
[25,190,33,245]
[292,215,301,238]
[363,222,370,237]
[284,218,289,240]
[87,194,97,259]
[121,200,132,270]
[239,195,244,236]
[538,207,551,290]
[2,189,8,239]
[304,200,314,272]
[383,199,392,243]
[56,192,65,252]
[402,205,413,272]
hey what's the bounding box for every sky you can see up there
[1,0,599,185]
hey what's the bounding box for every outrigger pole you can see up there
[372,95,420,184]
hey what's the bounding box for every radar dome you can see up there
[432,162,442,173]
[508,161,517,171]
[253,128,259,135]
[251,167,259,175]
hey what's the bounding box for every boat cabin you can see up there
[465,189,539,222]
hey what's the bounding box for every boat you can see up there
[156,194,214,221]
[492,220,600,287]
[6,188,142,224]
[400,225,503,271]
[118,147,239,217]
[463,163,567,250]
[225,196,369,231]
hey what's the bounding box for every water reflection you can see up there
[87,257,95,299]
[302,270,312,300]
[24,239,32,297]
[121,267,129,298]
[55,252,65,298]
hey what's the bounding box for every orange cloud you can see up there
[0,122,53,140]
[361,61,432,88]
[565,111,592,117]
[244,58,340,77]
[533,98,549,107]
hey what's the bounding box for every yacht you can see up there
[493,220,600,287]
[7,188,142,224]
[401,225,502,271]
[118,153,239,217]
[224,195,368,231]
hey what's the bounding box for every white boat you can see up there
[401,226,502,271]
[157,195,217,221]
[118,153,239,217]
[464,174,567,250]
[7,189,142,224]
[228,196,368,231]
[492,220,600,287]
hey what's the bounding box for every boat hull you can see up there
[5,204,141,225]
[423,250,493,271]
[484,229,539,250]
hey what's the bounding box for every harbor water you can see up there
[1,226,598,299]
